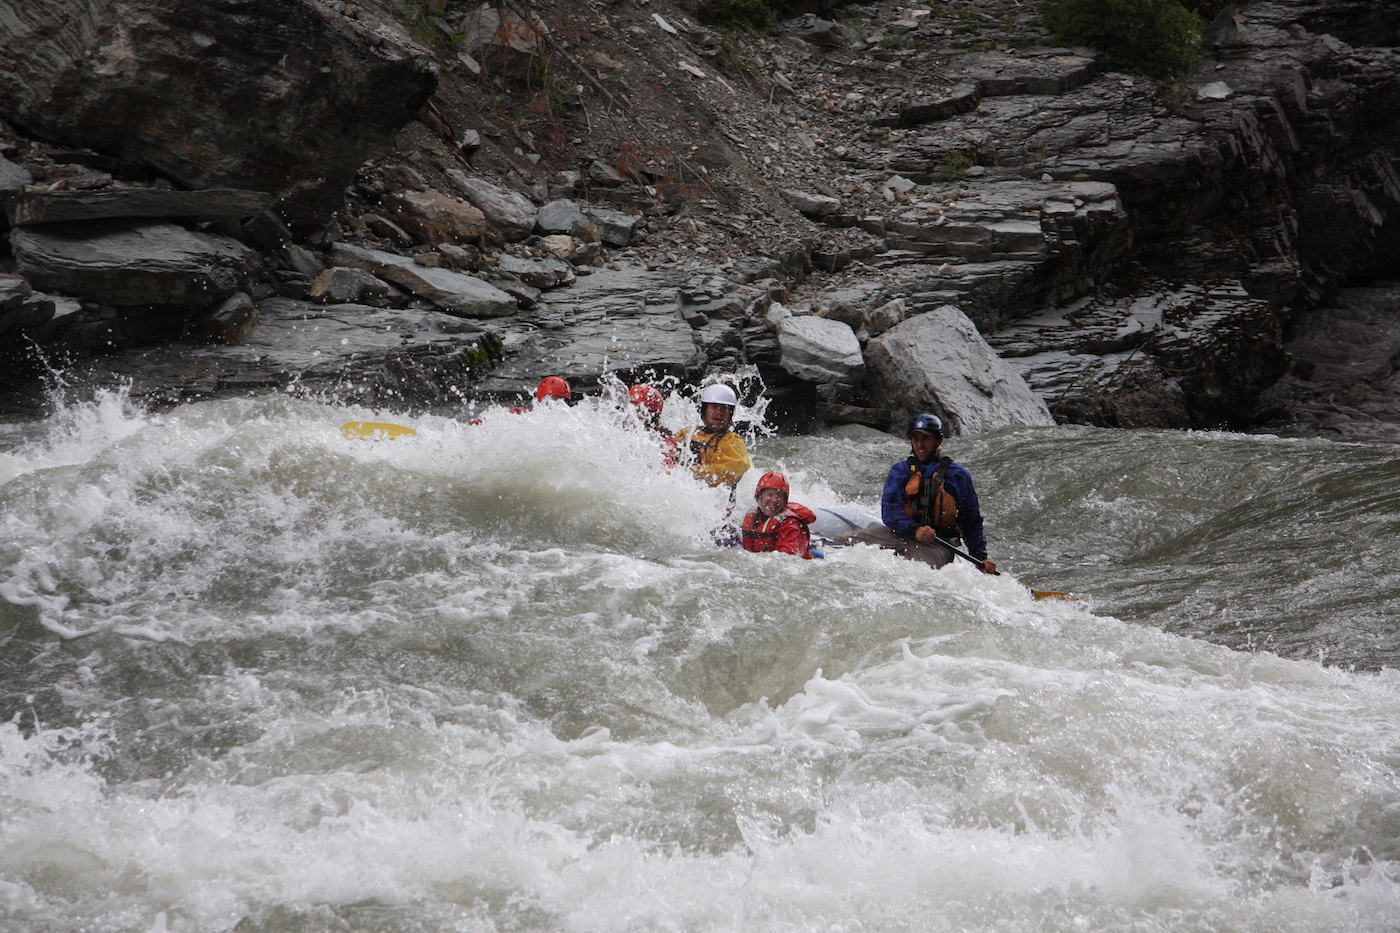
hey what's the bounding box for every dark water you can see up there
[2,391,1398,932]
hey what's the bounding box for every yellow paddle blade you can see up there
[1032,589,1080,601]
[341,421,417,440]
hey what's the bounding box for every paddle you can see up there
[342,421,417,440]
[933,535,1078,601]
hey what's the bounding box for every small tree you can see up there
[695,0,778,28]
[1040,0,1203,80]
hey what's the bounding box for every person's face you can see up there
[910,430,941,462]
[702,403,731,431]
[757,488,786,517]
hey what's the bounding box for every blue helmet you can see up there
[907,413,944,437]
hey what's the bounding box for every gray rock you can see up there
[814,402,894,431]
[780,188,842,217]
[0,273,33,311]
[196,292,259,344]
[989,284,1287,429]
[331,244,518,317]
[0,0,436,223]
[447,171,538,241]
[472,265,705,399]
[888,84,983,128]
[869,298,907,335]
[496,253,576,289]
[308,267,393,305]
[0,157,32,197]
[10,219,253,306]
[868,180,1130,329]
[1252,284,1400,442]
[5,188,273,227]
[864,304,1055,435]
[282,244,326,279]
[382,189,488,245]
[536,199,590,234]
[65,297,502,412]
[584,205,638,246]
[777,314,864,384]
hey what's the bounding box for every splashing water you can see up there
[2,394,1399,933]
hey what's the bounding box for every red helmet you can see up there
[535,376,572,402]
[754,471,789,498]
[628,384,664,413]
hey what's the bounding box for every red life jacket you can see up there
[741,503,816,557]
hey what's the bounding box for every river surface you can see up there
[2,389,1399,933]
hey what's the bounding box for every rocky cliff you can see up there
[2,0,1398,439]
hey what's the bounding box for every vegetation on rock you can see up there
[694,0,781,29]
[1040,0,1204,79]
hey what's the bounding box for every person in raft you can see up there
[518,375,571,410]
[469,376,572,424]
[741,471,816,559]
[628,383,679,464]
[673,382,751,490]
[847,413,997,573]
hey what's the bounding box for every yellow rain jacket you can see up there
[673,426,751,488]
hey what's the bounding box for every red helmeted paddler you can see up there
[740,471,816,559]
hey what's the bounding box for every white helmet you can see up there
[700,383,738,407]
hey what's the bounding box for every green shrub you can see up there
[695,0,779,29]
[938,149,972,181]
[1040,0,1203,79]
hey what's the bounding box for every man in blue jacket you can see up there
[872,413,998,573]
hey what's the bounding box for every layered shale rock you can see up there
[0,0,437,222]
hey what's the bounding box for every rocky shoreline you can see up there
[2,0,1399,439]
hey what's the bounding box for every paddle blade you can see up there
[341,421,417,441]
[1032,589,1079,601]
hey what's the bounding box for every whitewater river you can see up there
[2,389,1399,933]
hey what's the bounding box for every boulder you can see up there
[382,189,488,245]
[330,243,517,317]
[457,4,546,77]
[537,199,591,235]
[584,205,638,246]
[10,220,253,306]
[776,315,864,384]
[864,304,1055,435]
[308,267,396,305]
[496,254,576,289]
[0,0,437,223]
[447,171,538,241]
[0,157,33,198]
[197,292,260,345]
[531,200,635,246]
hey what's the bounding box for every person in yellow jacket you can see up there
[673,382,751,489]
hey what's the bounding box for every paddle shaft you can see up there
[933,535,999,575]
[933,534,1079,599]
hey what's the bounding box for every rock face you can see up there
[1252,283,1400,441]
[0,0,437,222]
[865,305,1056,435]
[5,188,272,227]
[330,244,518,318]
[1,0,1399,438]
[471,265,708,401]
[988,285,1289,429]
[59,297,503,412]
[11,221,254,307]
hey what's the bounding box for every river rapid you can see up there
[2,389,1399,933]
